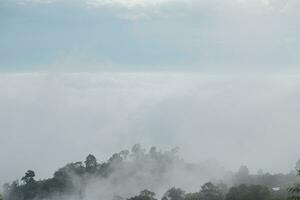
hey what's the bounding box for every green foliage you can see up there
[2,146,297,200]
[184,192,201,200]
[231,167,298,189]
[21,170,35,184]
[162,187,185,200]
[85,154,98,173]
[183,183,224,200]
[200,182,224,200]
[4,145,182,200]
[288,169,300,200]
[127,190,157,200]
[225,184,271,200]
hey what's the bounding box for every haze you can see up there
[0,0,300,189]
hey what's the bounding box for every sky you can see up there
[0,0,300,187]
[0,0,299,71]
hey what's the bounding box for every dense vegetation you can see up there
[1,145,299,200]
[287,170,300,200]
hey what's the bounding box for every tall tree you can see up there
[21,170,35,184]
[85,154,98,172]
[127,190,157,200]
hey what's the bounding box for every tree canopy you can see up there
[288,169,300,200]
[21,170,35,184]
[2,145,299,200]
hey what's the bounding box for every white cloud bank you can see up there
[0,72,300,186]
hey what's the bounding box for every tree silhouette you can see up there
[21,170,35,184]
[2,145,297,200]
[85,154,97,172]
[127,189,157,200]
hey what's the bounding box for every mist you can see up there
[1,72,299,189]
[1,0,300,199]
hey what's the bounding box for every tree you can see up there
[237,166,250,176]
[162,187,185,200]
[140,190,156,199]
[21,170,35,184]
[184,192,201,200]
[132,144,143,154]
[149,146,158,157]
[226,184,271,200]
[119,150,130,160]
[288,169,300,200]
[127,190,157,200]
[200,182,224,200]
[6,180,22,200]
[85,154,98,172]
[108,153,123,164]
[234,166,251,185]
[53,161,85,190]
[2,183,10,196]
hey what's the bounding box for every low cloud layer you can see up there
[0,72,299,186]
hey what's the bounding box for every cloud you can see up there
[87,0,170,8]
[0,0,299,70]
[1,72,300,187]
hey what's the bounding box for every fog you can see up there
[1,72,299,188]
[1,0,300,199]
[48,146,227,200]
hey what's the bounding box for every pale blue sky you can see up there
[1,0,299,72]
